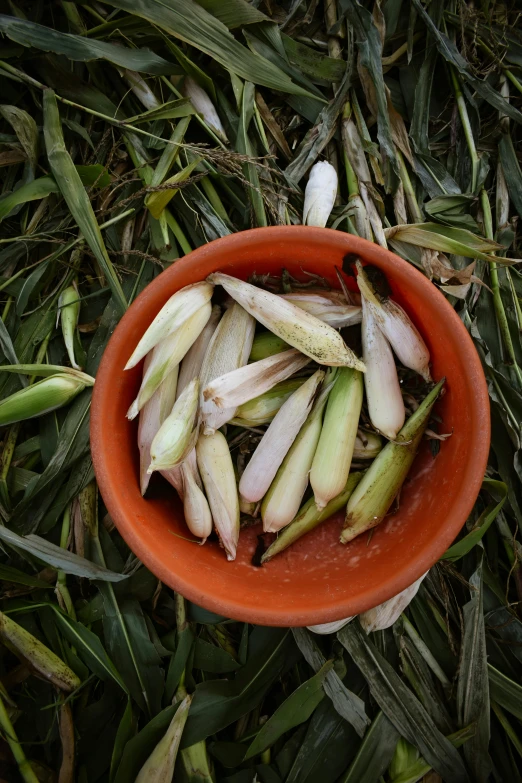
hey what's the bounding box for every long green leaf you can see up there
[443,479,507,561]
[338,711,399,783]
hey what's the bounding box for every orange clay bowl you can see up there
[91,227,490,627]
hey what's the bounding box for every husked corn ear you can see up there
[135,694,192,783]
[125,282,213,370]
[239,370,324,504]
[199,303,255,434]
[307,617,354,634]
[208,273,365,371]
[0,373,88,426]
[361,296,405,440]
[202,349,311,428]
[303,161,338,227]
[310,368,363,510]
[359,573,427,632]
[138,357,179,495]
[280,292,362,329]
[58,284,81,370]
[182,76,227,141]
[261,381,329,533]
[196,431,239,561]
[353,430,383,460]
[176,304,221,398]
[341,379,445,544]
[149,378,199,473]
[127,302,211,420]
[249,332,289,361]
[181,449,212,542]
[231,379,305,427]
[261,472,363,563]
[356,262,431,381]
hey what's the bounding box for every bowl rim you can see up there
[91,226,490,625]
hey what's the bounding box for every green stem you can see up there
[200,177,232,226]
[1,297,12,322]
[0,692,39,783]
[402,616,451,687]
[506,269,522,332]
[164,210,192,255]
[450,68,479,192]
[0,423,20,510]
[396,149,423,222]
[56,506,75,619]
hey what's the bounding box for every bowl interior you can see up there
[91,228,489,626]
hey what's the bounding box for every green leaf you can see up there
[499,133,522,219]
[391,726,476,783]
[0,563,51,588]
[0,14,180,75]
[0,104,38,171]
[236,81,266,227]
[126,98,194,125]
[193,638,241,673]
[195,0,269,28]
[165,626,194,703]
[43,90,127,314]
[338,711,399,783]
[245,661,332,760]
[110,699,137,783]
[338,622,469,783]
[443,479,507,561]
[282,35,346,83]
[488,665,522,721]
[386,222,508,263]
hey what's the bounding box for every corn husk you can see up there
[239,370,324,504]
[280,292,362,328]
[196,431,239,561]
[353,430,383,460]
[125,282,213,370]
[124,69,160,110]
[199,302,255,434]
[58,284,81,370]
[161,466,184,499]
[0,374,88,426]
[176,304,221,398]
[135,694,192,783]
[127,302,211,420]
[261,472,363,563]
[182,76,227,141]
[356,262,431,381]
[202,348,311,428]
[261,379,330,533]
[359,572,427,632]
[208,273,365,371]
[138,357,179,495]
[249,332,289,361]
[341,379,445,544]
[303,161,338,227]
[149,378,199,473]
[230,379,305,427]
[361,296,405,440]
[307,617,355,634]
[181,449,212,543]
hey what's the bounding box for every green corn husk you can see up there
[0,374,88,426]
[310,368,363,509]
[230,378,305,427]
[58,283,81,370]
[249,332,289,361]
[135,694,192,783]
[341,378,445,544]
[261,472,363,563]
[0,610,81,692]
[353,430,383,459]
[148,378,199,473]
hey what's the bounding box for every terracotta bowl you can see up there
[91,227,489,626]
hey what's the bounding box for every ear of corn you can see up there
[239,370,324,504]
[341,379,445,544]
[58,284,81,370]
[182,76,227,141]
[176,304,221,399]
[249,332,289,361]
[0,374,87,426]
[361,296,405,440]
[199,302,256,435]
[310,368,363,510]
[280,292,362,329]
[138,357,179,495]
[125,282,214,370]
[359,572,427,632]
[208,273,365,371]
[127,302,211,420]
[181,449,212,542]
[261,472,363,563]
[149,378,199,473]
[230,378,305,427]
[196,431,239,561]
[135,694,192,783]
[303,160,338,227]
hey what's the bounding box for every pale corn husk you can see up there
[280,292,362,328]
[138,357,179,495]
[341,379,445,544]
[261,380,330,533]
[307,618,355,634]
[181,449,212,543]
[0,610,81,692]
[303,160,337,227]
[239,370,324,504]
[356,262,431,381]
[249,332,289,361]
[149,378,199,473]
[353,430,383,460]
[176,304,221,398]
[123,69,160,110]
[182,76,227,141]
[135,694,192,783]
[196,431,239,561]
[161,466,184,498]
[125,282,213,370]
[310,368,363,510]
[208,273,365,371]
[0,374,88,426]
[261,472,363,563]
[231,379,305,427]
[361,296,405,440]
[201,348,311,429]
[127,302,211,420]
[359,572,428,632]
[199,302,255,434]
[58,284,81,370]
